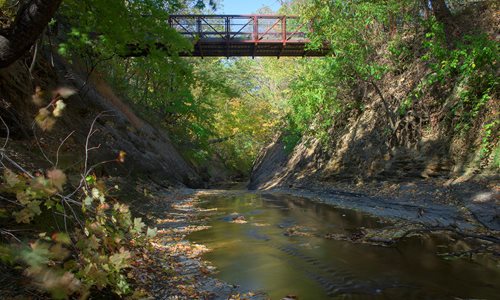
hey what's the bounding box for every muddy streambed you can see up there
[187,192,500,299]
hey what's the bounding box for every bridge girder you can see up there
[168,15,329,58]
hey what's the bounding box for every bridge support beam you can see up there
[168,14,329,57]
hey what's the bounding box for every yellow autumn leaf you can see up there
[53,100,66,117]
[117,150,126,163]
[35,108,56,131]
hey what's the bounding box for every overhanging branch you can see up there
[0,0,62,68]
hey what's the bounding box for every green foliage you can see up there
[388,37,412,63]
[56,0,263,172]
[419,16,499,167]
[1,159,156,298]
[301,0,401,80]
[280,0,498,158]
[479,119,499,159]
[57,0,198,136]
[422,18,499,132]
[0,0,18,21]
[185,58,284,172]
[286,58,339,140]
[281,0,408,146]
[56,0,278,173]
[492,145,500,170]
[2,168,68,223]
[282,129,302,153]
[388,34,413,73]
[48,0,498,173]
[58,0,193,57]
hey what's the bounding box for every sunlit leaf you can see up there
[47,169,67,192]
[146,227,157,238]
[51,232,71,245]
[84,196,93,206]
[91,188,100,199]
[54,87,77,99]
[35,108,56,131]
[53,100,66,117]
[109,248,131,271]
[132,218,145,234]
[116,150,126,163]
[3,168,21,188]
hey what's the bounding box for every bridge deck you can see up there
[168,15,328,57]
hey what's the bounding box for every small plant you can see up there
[0,88,157,298]
[388,36,412,63]
[33,87,75,131]
[1,166,157,298]
[479,119,499,159]
[422,18,498,133]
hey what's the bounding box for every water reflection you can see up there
[189,193,500,299]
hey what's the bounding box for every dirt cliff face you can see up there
[249,30,498,191]
[249,90,498,191]
[248,135,290,190]
[0,56,203,188]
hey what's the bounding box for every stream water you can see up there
[188,192,500,299]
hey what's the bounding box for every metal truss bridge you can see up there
[168,15,328,57]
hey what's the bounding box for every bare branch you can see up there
[0,0,63,68]
[55,130,75,168]
[0,229,22,243]
[83,111,113,186]
[31,121,54,165]
[29,36,41,77]
[0,115,10,150]
[0,150,34,178]
[0,195,24,207]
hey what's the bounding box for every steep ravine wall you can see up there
[249,107,498,191]
[249,66,499,191]
[0,55,203,188]
[249,4,500,191]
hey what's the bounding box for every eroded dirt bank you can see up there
[0,56,203,189]
[249,132,499,233]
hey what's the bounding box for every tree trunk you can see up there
[430,0,453,22]
[421,0,431,19]
[430,0,456,44]
[0,0,62,68]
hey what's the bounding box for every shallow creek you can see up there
[188,192,500,299]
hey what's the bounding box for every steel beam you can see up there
[168,14,329,57]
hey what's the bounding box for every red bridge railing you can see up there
[168,15,327,57]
